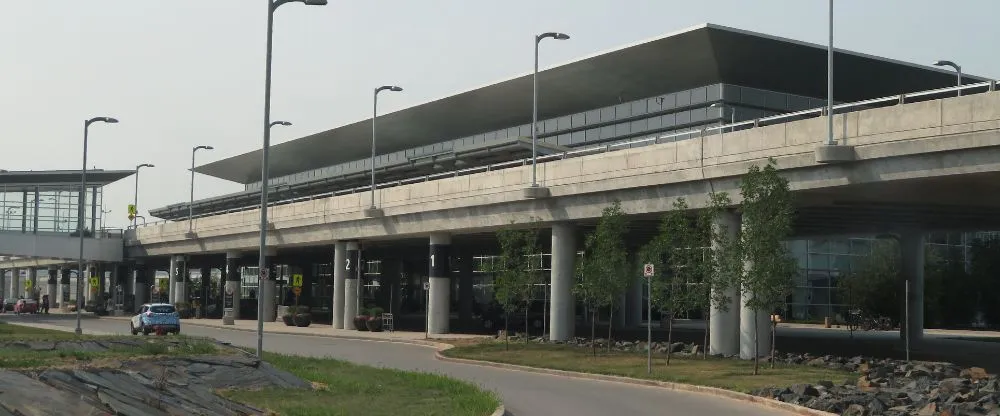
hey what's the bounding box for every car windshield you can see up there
[149,305,176,314]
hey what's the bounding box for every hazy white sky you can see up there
[3,0,998,228]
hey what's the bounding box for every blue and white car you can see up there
[130,303,181,335]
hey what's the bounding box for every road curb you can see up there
[434,345,835,416]
[490,404,506,416]
[98,316,461,349]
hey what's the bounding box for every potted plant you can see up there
[281,309,295,326]
[293,305,311,327]
[353,314,370,331]
[365,307,384,332]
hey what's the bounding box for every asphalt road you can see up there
[12,315,787,416]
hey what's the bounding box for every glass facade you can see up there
[0,187,104,233]
[246,83,826,192]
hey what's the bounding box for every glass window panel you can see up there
[615,122,630,137]
[676,90,692,107]
[572,113,586,128]
[571,131,586,144]
[557,134,572,146]
[691,87,708,104]
[600,125,615,140]
[691,108,707,123]
[741,87,766,107]
[586,110,601,125]
[615,103,631,119]
[600,107,615,122]
[721,84,739,101]
[585,128,600,143]
[519,125,531,137]
[675,110,691,125]
[630,119,647,133]
[647,115,662,130]
[765,91,787,110]
[544,119,558,133]
[506,127,520,139]
[662,114,675,128]
[707,84,722,102]
[661,93,677,110]
[558,116,572,130]
[631,100,647,116]
[787,95,810,111]
[808,253,829,270]
[483,131,497,142]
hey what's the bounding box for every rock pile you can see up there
[502,336,999,415]
[0,354,311,415]
[753,354,1000,416]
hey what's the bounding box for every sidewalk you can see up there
[100,315,487,344]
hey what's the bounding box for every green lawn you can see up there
[443,341,854,393]
[0,321,500,415]
[223,353,500,416]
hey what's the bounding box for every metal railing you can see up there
[140,80,996,228]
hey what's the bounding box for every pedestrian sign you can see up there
[643,263,655,278]
[128,204,137,220]
[89,277,99,287]
[259,268,269,280]
[423,281,430,291]
[291,274,303,288]
[25,280,32,289]
[292,287,302,296]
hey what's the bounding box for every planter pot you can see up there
[282,315,295,326]
[276,305,290,320]
[353,316,370,331]
[293,314,311,327]
[365,318,383,332]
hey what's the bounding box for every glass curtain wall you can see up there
[0,186,103,233]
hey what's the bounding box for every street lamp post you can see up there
[257,0,325,359]
[188,146,214,235]
[826,0,835,145]
[368,85,403,216]
[933,60,962,97]
[133,164,154,229]
[76,116,118,336]
[528,31,569,192]
[709,103,735,132]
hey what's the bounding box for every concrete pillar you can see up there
[46,268,58,307]
[332,242,347,329]
[343,242,360,330]
[626,277,643,328]
[170,256,187,305]
[11,268,20,299]
[550,223,577,341]
[260,261,277,322]
[59,268,71,310]
[223,251,242,325]
[133,264,148,312]
[900,231,925,344]
[739,219,772,360]
[428,233,452,335]
[0,269,6,301]
[84,265,96,303]
[710,211,741,356]
[168,255,178,304]
[458,252,475,330]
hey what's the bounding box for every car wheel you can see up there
[130,323,137,336]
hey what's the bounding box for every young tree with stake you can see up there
[575,200,630,355]
[492,223,542,349]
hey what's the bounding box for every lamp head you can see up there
[303,0,328,4]
[538,32,570,41]
[195,145,214,151]
[390,86,403,92]
[272,121,292,127]
[933,60,959,69]
[86,116,119,126]
[138,163,155,169]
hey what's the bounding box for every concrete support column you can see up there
[133,264,148,313]
[710,211,741,356]
[332,242,347,329]
[343,242,360,330]
[117,264,131,310]
[168,256,178,304]
[85,265,96,304]
[900,231,926,344]
[223,251,242,325]
[26,269,37,299]
[10,268,20,300]
[458,253,475,330]
[428,233,452,334]
[46,268,57,309]
[0,269,6,301]
[260,261,278,323]
[59,268,71,310]
[170,256,187,305]
[550,223,577,341]
[739,219,771,360]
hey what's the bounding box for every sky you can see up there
[3,0,999,229]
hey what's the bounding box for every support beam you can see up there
[133,263,149,313]
[428,233,451,334]
[550,223,576,341]
[710,211,741,356]
[332,242,347,329]
[343,242,360,330]
[223,251,242,325]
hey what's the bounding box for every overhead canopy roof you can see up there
[0,170,136,192]
[195,23,989,185]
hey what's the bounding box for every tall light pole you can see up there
[258,0,325,359]
[529,31,569,189]
[188,145,214,235]
[933,60,962,97]
[709,103,735,132]
[76,116,118,335]
[133,163,154,229]
[369,85,402,214]
[826,0,835,145]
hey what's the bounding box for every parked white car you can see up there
[130,303,181,335]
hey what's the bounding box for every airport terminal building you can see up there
[13,24,991,338]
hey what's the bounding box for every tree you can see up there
[641,197,706,365]
[737,159,796,374]
[492,223,542,350]
[837,239,901,337]
[575,200,631,355]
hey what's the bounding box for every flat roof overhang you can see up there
[0,170,136,192]
[194,23,990,185]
